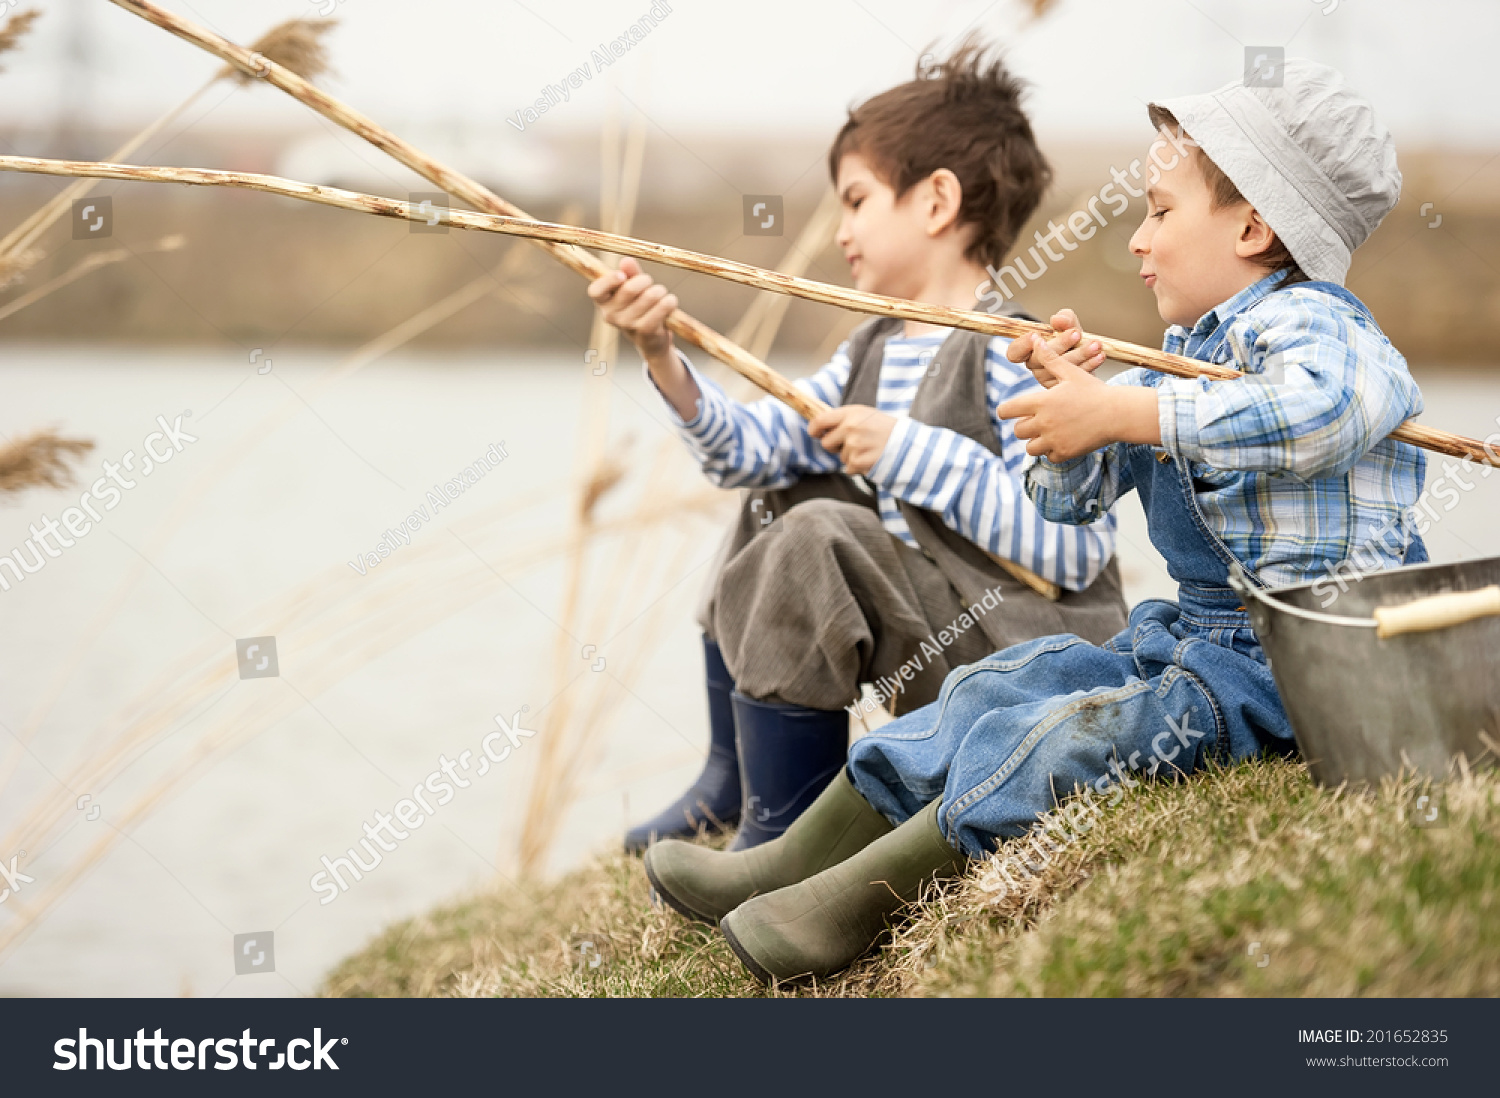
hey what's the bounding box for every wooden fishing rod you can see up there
[5,152,1495,471]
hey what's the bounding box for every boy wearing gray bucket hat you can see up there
[642,59,1431,984]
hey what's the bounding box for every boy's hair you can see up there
[827,35,1051,271]
[1147,104,1307,285]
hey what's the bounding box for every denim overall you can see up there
[846,280,1427,858]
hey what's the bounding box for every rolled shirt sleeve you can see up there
[645,347,847,490]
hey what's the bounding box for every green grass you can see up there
[321,757,1499,998]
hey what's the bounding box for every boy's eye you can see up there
[1150,208,1168,220]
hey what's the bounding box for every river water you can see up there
[1,345,1496,996]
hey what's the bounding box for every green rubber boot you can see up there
[719,798,967,984]
[643,769,893,925]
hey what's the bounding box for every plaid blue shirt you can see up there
[1025,271,1427,588]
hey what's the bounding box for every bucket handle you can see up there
[1373,585,1500,638]
[1229,564,1500,638]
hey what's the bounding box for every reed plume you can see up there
[0,8,41,71]
[223,17,337,84]
[0,428,94,495]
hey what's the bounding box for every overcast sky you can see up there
[3,0,1497,147]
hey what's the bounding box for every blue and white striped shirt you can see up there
[1025,271,1427,588]
[651,332,1117,592]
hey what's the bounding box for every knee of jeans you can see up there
[1150,667,1222,767]
[937,802,996,860]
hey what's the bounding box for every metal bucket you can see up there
[1228,557,1500,787]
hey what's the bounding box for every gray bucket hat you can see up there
[1150,58,1401,285]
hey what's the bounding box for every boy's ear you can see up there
[1236,207,1278,262]
[924,168,964,236]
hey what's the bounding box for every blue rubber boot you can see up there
[624,636,741,852]
[727,692,849,851]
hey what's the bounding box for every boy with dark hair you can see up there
[591,40,1127,853]
[644,59,1429,983]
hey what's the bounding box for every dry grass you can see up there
[321,827,887,999]
[323,756,1499,998]
[911,757,1500,997]
[0,427,94,495]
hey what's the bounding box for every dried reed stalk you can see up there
[533,532,705,869]
[519,443,724,871]
[0,233,184,322]
[0,427,93,493]
[0,18,336,285]
[6,153,1486,469]
[517,103,648,875]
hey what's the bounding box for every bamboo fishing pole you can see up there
[5,152,1495,471]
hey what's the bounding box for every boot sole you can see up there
[643,853,721,927]
[719,915,780,987]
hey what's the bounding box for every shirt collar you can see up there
[1164,269,1293,354]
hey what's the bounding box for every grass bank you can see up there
[322,757,1499,998]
